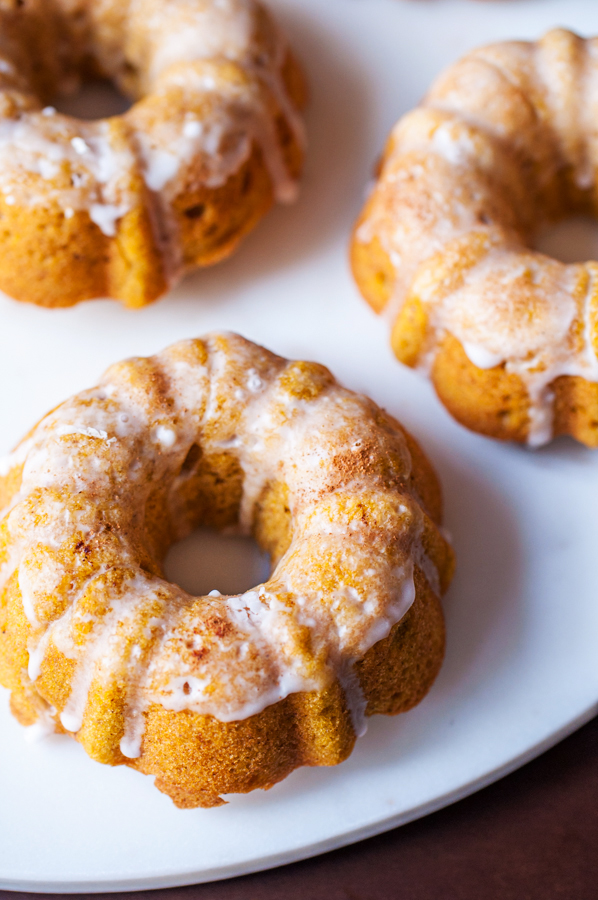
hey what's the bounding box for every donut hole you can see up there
[0,2,145,104]
[159,451,289,598]
[51,78,132,121]
[533,215,598,264]
[164,528,271,598]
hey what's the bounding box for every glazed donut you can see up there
[0,333,453,807]
[351,29,598,447]
[0,0,306,308]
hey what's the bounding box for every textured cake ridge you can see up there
[0,333,453,807]
[352,28,598,447]
[0,0,306,307]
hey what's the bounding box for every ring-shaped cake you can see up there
[352,29,598,447]
[0,0,305,308]
[0,333,454,807]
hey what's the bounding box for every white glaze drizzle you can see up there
[355,30,598,446]
[0,113,136,234]
[0,335,440,753]
[0,0,304,279]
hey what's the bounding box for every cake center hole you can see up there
[533,215,598,264]
[51,79,132,120]
[164,528,271,597]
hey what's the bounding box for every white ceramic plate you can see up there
[2,0,598,891]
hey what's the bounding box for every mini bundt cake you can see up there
[0,0,306,308]
[351,28,598,447]
[0,333,454,808]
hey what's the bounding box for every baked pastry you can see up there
[0,0,306,308]
[351,28,598,447]
[0,333,454,808]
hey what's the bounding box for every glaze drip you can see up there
[354,29,598,446]
[0,334,443,759]
[0,0,305,297]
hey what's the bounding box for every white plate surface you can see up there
[2,0,598,891]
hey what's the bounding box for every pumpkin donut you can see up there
[351,29,598,447]
[0,0,306,308]
[0,333,454,807]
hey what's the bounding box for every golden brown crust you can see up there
[358,568,445,717]
[172,143,275,271]
[134,682,356,808]
[349,231,395,314]
[0,0,306,308]
[432,334,530,443]
[351,29,598,447]
[128,565,448,809]
[552,376,598,447]
[0,336,454,807]
[0,166,168,309]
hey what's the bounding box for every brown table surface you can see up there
[2,713,596,900]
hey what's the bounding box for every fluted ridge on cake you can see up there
[351,29,598,447]
[0,333,453,807]
[0,0,306,308]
